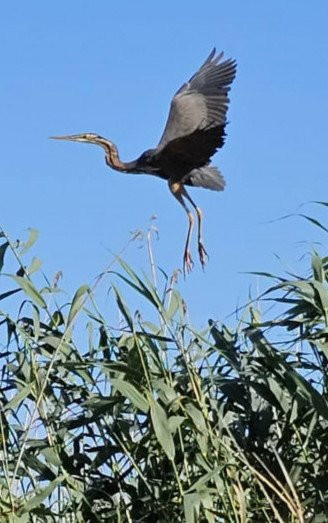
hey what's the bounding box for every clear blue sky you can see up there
[1,1,328,325]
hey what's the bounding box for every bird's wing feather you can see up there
[157,125,225,171]
[157,48,237,161]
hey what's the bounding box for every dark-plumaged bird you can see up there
[52,49,236,275]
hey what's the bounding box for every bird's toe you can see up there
[183,250,194,276]
[198,242,209,270]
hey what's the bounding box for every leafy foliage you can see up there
[0,214,328,522]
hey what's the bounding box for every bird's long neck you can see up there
[97,138,136,173]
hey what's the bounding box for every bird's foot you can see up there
[183,250,194,276]
[198,241,209,270]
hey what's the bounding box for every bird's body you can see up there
[52,49,237,274]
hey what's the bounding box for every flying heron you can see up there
[52,49,236,275]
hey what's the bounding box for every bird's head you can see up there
[51,132,131,172]
[50,133,106,146]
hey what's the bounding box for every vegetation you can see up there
[0,210,328,522]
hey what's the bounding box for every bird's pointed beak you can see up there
[50,134,84,142]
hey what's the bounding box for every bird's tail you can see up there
[186,165,225,191]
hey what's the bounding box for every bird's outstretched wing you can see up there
[156,48,236,168]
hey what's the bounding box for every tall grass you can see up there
[0,212,327,522]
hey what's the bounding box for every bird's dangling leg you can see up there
[169,181,195,276]
[182,188,209,270]
[183,211,194,274]
[195,207,208,269]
